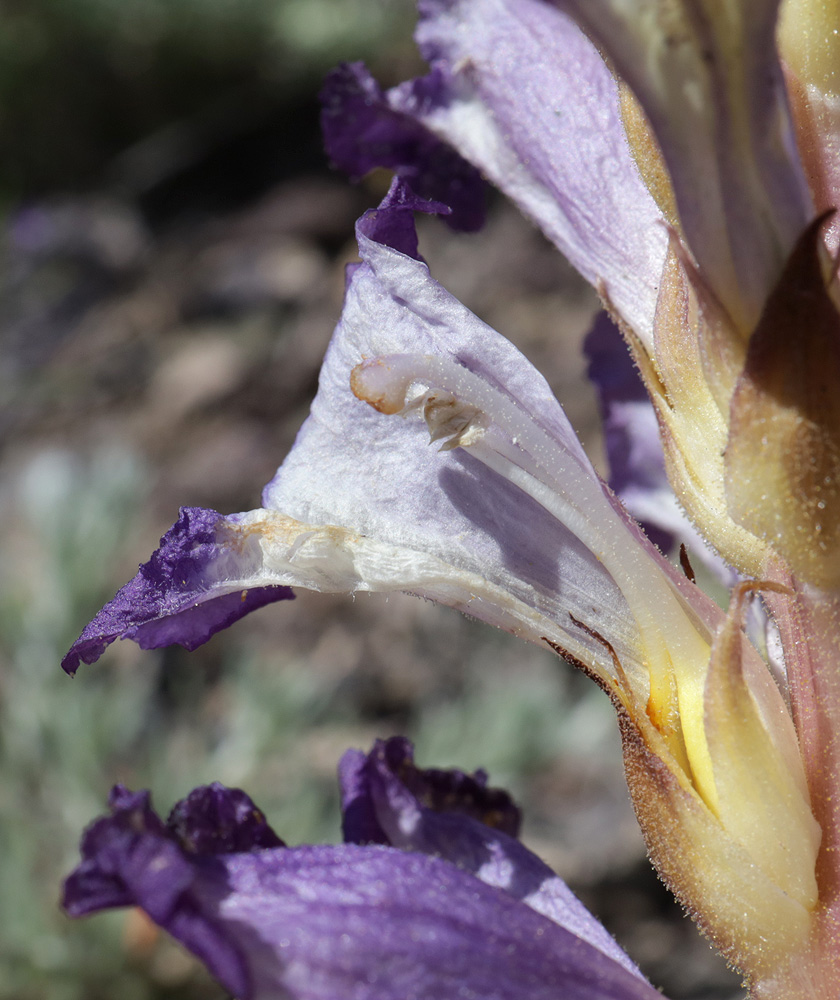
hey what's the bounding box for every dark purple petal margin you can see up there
[321,62,486,232]
[355,175,458,260]
[61,507,293,675]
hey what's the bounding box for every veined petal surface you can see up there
[64,781,664,1000]
[389,0,668,343]
[556,0,813,331]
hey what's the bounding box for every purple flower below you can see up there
[64,740,662,1000]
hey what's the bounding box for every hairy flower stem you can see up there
[758,574,840,997]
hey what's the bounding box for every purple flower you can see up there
[64,182,713,696]
[322,0,840,593]
[64,740,661,1000]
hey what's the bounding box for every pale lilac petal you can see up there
[64,784,663,1000]
[64,184,713,691]
[340,737,645,980]
[61,507,293,674]
[321,61,486,232]
[557,0,813,329]
[394,0,667,343]
[261,179,661,685]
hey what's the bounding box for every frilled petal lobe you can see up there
[340,737,646,980]
[64,783,663,1000]
[61,507,293,674]
[390,0,667,342]
[339,736,521,845]
[167,783,286,855]
[321,61,486,232]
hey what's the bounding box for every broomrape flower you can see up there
[64,0,840,996]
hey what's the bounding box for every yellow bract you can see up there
[612,581,820,981]
[779,0,840,95]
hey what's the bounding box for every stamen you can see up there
[415,390,488,450]
[352,353,611,546]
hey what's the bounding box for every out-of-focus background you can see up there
[0,2,744,998]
